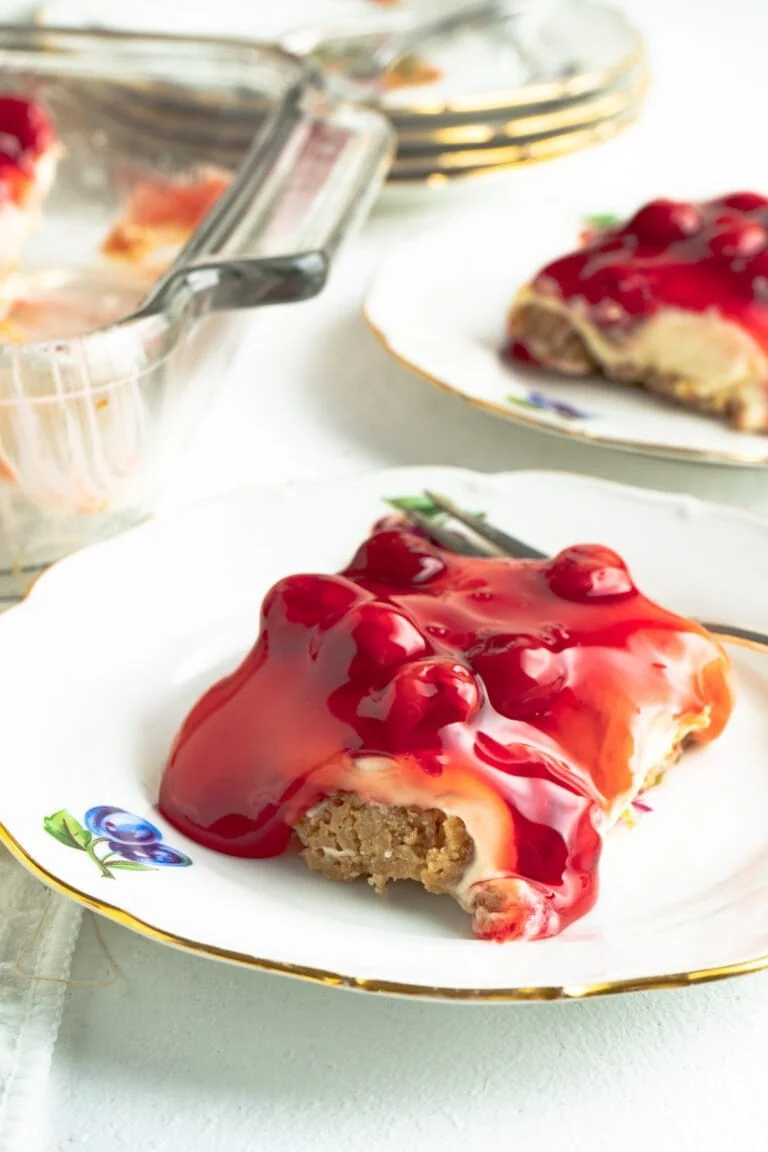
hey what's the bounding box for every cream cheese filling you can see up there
[512,285,768,406]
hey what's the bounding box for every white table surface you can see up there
[17,0,768,1148]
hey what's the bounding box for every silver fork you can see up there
[393,489,768,650]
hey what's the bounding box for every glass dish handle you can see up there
[141,94,393,318]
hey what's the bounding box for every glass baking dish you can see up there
[0,25,393,597]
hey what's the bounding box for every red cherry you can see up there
[471,634,566,719]
[533,255,586,297]
[377,659,481,743]
[717,191,768,214]
[624,199,701,245]
[586,265,652,319]
[261,574,362,630]
[347,528,446,586]
[547,545,635,603]
[350,602,428,667]
[709,217,766,259]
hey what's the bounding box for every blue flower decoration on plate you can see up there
[507,391,591,421]
[85,806,162,845]
[43,806,192,878]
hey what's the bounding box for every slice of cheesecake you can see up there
[159,522,733,941]
[507,194,768,431]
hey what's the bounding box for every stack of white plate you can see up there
[282,0,647,187]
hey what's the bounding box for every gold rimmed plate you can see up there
[2,468,768,999]
[387,101,642,179]
[365,205,768,465]
[393,64,648,151]
[282,1,644,119]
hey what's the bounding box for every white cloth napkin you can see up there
[0,846,82,1152]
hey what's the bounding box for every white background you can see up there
[13,0,768,1148]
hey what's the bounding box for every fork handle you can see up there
[697,623,768,648]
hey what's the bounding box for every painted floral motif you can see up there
[43,806,191,878]
[387,494,444,518]
[579,211,623,246]
[387,494,487,524]
[581,212,622,231]
[507,391,591,421]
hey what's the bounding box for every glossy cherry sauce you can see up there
[510,193,768,358]
[159,524,732,939]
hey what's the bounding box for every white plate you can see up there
[387,101,643,180]
[2,467,768,1000]
[364,207,768,466]
[37,0,641,118]
[281,2,642,117]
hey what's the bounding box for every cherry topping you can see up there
[350,602,428,668]
[547,545,636,602]
[159,520,733,943]
[261,574,363,631]
[586,265,652,320]
[347,528,446,586]
[521,190,768,356]
[717,191,768,213]
[625,199,701,244]
[471,634,567,718]
[374,659,482,744]
[709,217,766,259]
